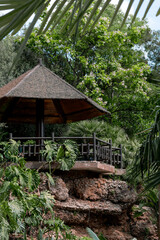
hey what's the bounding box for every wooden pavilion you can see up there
[0,62,123,174]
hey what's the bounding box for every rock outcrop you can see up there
[39,171,158,240]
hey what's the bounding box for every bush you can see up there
[65,120,140,167]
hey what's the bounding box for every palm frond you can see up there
[108,0,124,29]
[131,0,145,25]
[142,0,154,19]
[129,108,160,188]
[156,7,160,16]
[120,0,134,29]
[83,0,103,33]
[0,0,159,40]
[89,0,111,30]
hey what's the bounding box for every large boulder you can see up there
[106,180,137,204]
[50,177,69,201]
[74,178,108,200]
[73,178,137,205]
[39,173,69,201]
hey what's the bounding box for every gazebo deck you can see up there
[9,133,123,173]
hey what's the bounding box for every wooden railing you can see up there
[9,132,123,169]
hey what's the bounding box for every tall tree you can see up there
[23,12,153,135]
[0,0,159,63]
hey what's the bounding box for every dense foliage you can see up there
[129,107,160,189]
[65,120,140,167]
[0,140,79,239]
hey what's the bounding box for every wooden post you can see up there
[9,133,13,140]
[119,144,123,169]
[109,139,112,165]
[52,132,55,142]
[36,99,44,161]
[36,99,44,138]
[93,132,96,161]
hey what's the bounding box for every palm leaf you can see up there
[108,0,124,29]
[38,0,59,34]
[10,1,49,72]
[120,0,134,29]
[69,0,95,35]
[142,0,155,19]
[89,0,111,30]
[131,0,145,25]
[129,108,160,188]
[60,0,79,34]
[156,7,160,16]
[43,0,67,33]
[83,0,103,33]
[51,0,75,31]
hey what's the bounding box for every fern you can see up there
[65,120,140,167]
[8,200,25,217]
[0,218,10,240]
[0,140,78,239]
[46,172,55,186]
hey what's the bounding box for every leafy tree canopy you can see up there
[22,11,156,135]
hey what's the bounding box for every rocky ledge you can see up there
[39,172,158,240]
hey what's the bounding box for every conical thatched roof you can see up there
[0,64,110,124]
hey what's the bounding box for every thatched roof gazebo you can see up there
[0,64,124,174]
[0,62,110,138]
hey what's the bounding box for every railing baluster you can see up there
[23,145,25,155]
[93,132,96,161]
[9,133,13,140]
[109,139,112,165]
[119,144,123,168]
[28,144,31,157]
[34,144,36,156]
[97,141,100,160]
[87,143,90,160]
[52,132,54,142]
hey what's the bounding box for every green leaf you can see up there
[108,0,124,29]
[142,0,154,19]
[46,172,55,186]
[86,228,100,240]
[131,0,145,25]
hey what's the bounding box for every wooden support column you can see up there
[36,99,44,138]
[93,132,97,161]
[9,133,13,140]
[36,99,44,161]
[119,144,123,169]
[109,139,112,165]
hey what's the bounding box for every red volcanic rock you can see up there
[73,178,137,205]
[130,206,158,240]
